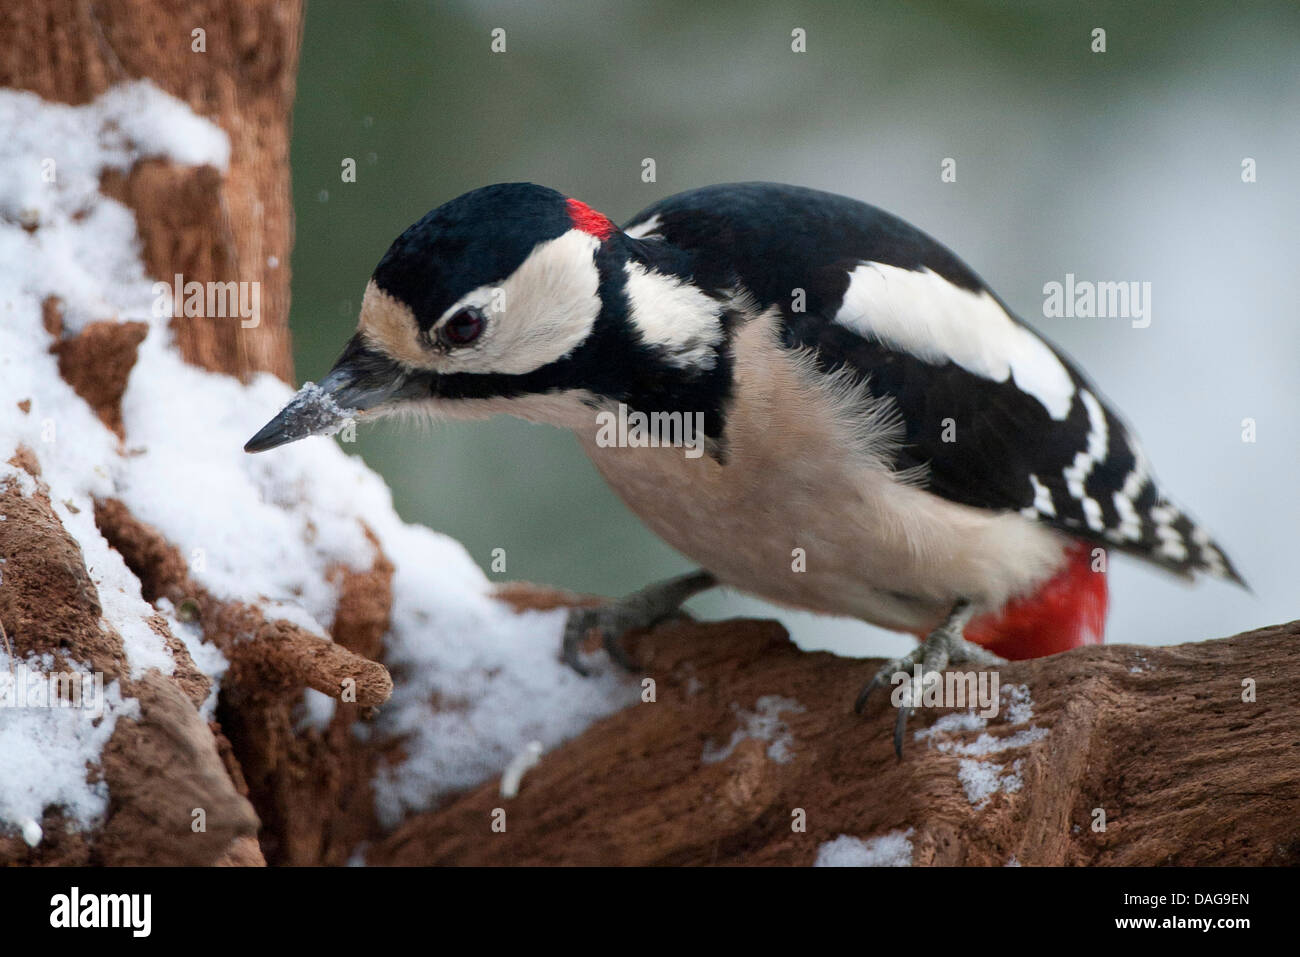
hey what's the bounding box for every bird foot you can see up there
[561,570,716,676]
[854,600,1005,757]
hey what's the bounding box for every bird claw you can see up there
[854,603,1004,758]
[560,605,652,675]
[853,658,908,714]
[893,702,912,759]
[560,615,593,677]
[560,571,716,676]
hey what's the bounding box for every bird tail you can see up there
[965,540,1108,660]
[1135,497,1249,590]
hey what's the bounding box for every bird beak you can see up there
[243,334,430,453]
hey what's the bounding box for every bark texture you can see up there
[371,590,1300,867]
[1,0,298,383]
[0,0,312,866]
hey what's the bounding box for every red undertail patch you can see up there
[965,540,1108,660]
[566,198,615,240]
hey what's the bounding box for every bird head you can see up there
[245,182,733,454]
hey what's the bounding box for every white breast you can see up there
[575,311,1068,633]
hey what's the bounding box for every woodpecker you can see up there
[246,182,1245,752]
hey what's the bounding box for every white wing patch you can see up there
[835,262,1076,420]
[624,214,663,240]
[623,260,724,369]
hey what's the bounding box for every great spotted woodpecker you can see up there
[246,182,1245,751]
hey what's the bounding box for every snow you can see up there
[53,497,174,680]
[914,682,1048,757]
[0,81,633,845]
[157,598,227,721]
[702,694,805,765]
[815,829,914,867]
[1003,682,1035,725]
[117,356,372,634]
[1128,651,1153,674]
[914,683,1047,810]
[945,725,1050,758]
[368,550,634,825]
[253,381,356,444]
[258,600,331,639]
[294,689,338,734]
[957,757,1025,809]
[0,663,138,829]
[0,81,227,338]
[913,709,988,739]
[499,740,543,799]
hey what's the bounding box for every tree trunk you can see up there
[1,0,298,383]
[0,0,315,866]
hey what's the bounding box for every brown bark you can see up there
[0,0,315,867]
[0,0,407,869]
[367,593,1300,867]
[0,457,259,865]
[1,0,299,384]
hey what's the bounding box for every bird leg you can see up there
[854,599,1006,757]
[562,570,717,675]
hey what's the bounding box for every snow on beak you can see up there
[243,335,428,453]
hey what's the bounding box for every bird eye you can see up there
[439,306,486,347]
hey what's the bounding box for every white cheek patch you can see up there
[835,262,1076,420]
[434,229,603,376]
[622,261,724,369]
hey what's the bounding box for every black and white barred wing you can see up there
[785,261,1244,585]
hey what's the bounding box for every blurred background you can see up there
[289,0,1299,659]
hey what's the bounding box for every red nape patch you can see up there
[566,198,615,240]
[964,540,1108,660]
